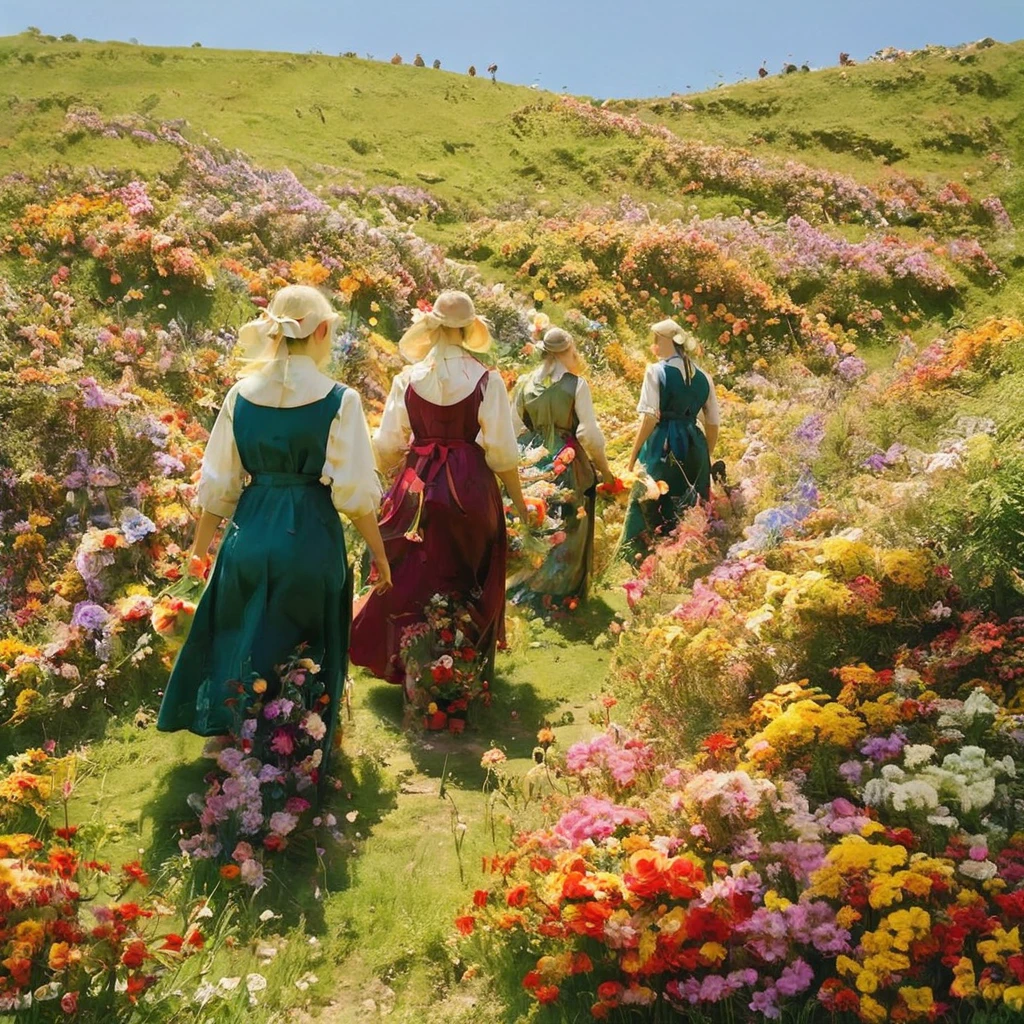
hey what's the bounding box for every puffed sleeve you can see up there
[637,363,662,418]
[511,378,528,437]
[196,384,245,519]
[478,371,520,473]
[701,371,721,427]
[323,388,382,519]
[573,376,607,458]
[373,373,412,472]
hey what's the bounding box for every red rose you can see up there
[61,991,79,1015]
[506,884,530,908]
[120,939,148,968]
[597,981,623,1004]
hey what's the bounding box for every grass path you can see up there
[68,587,628,1023]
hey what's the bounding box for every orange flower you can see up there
[219,864,241,880]
[454,914,475,936]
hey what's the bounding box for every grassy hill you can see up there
[3,32,1023,222]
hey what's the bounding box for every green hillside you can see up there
[3,31,1023,221]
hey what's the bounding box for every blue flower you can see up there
[120,507,157,544]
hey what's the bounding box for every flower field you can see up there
[2,29,1024,1024]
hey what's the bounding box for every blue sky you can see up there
[3,0,1022,96]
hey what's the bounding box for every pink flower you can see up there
[268,811,299,836]
[232,841,255,863]
[270,729,295,756]
[285,796,311,814]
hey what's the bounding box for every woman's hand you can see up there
[373,559,393,594]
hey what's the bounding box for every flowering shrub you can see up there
[459,658,1024,1022]
[0,749,205,1018]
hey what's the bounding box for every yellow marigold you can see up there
[978,926,1022,964]
[861,699,902,732]
[859,995,887,1024]
[1004,986,1024,1013]
[836,906,862,929]
[951,958,977,998]
[899,986,934,1016]
[856,970,880,994]
[700,941,727,965]
[13,919,46,953]
[10,688,45,724]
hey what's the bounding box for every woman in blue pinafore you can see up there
[157,286,390,773]
[621,319,720,559]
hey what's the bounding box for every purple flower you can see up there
[859,731,906,763]
[750,989,780,1020]
[837,355,867,382]
[154,452,185,476]
[776,958,814,997]
[78,377,123,409]
[71,601,110,631]
[839,759,864,784]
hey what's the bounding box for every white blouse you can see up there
[637,357,721,426]
[374,342,519,474]
[511,363,607,458]
[196,355,382,521]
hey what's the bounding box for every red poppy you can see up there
[506,884,530,908]
[55,825,79,841]
[125,973,151,1002]
[570,952,593,974]
[597,980,623,1004]
[161,933,184,952]
[530,856,554,873]
[122,860,151,886]
[701,732,737,755]
[454,915,475,936]
[472,890,489,908]
[535,984,559,1004]
[186,929,204,949]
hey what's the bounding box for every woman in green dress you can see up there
[157,285,390,771]
[509,327,615,612]
[621,319,720,560]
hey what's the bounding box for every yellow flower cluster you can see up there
[879,548,932,591]
[819,536,876,580]
[748,698,865,759]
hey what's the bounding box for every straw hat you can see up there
[398,290,493,363]
[652,318,699,355]
[540,327,572,354]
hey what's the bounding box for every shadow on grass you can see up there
[363,669,559,792]
[138,745,399,935]
[542,594,618,645]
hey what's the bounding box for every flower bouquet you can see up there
[399,594,486,734]
[150,569,205,652]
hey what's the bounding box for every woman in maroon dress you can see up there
[349,292,528,694]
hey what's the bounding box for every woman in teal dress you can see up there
[510,327,615,611]
[621,319,720,559]
[157,285,390,772]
